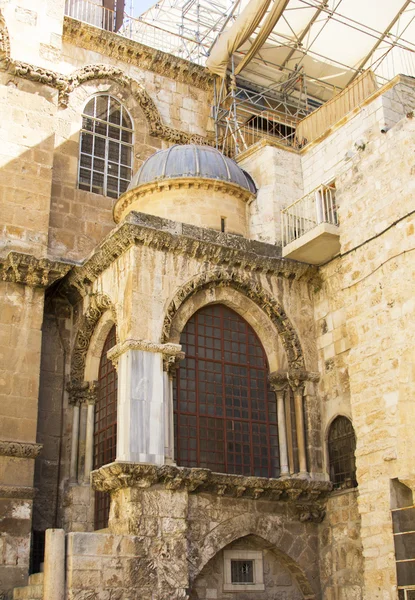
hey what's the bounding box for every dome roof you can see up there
[128,145,257,195]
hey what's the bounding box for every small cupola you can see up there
[113,144,256,236]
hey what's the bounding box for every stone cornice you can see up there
[0,252,72,288]
[107,338,184,367]
[113,178,255,224]
[0,485,37,499]
[0,440,42,459]
[65,212,318,294]
[63,17,213,92]
[92,462,332,506]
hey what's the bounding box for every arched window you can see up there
[78,95,133,199]
[328,416,357,489]
[94,325,117,529]
[173,304,279,478]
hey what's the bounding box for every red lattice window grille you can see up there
[328,416,357,489]
[173,304,279,478]
[94,325,117,530]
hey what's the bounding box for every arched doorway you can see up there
[94,324,117,529]
[173,304,279,478]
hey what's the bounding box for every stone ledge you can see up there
[91,462,332,503]
[0,440,43,459]
[65,212,318,294]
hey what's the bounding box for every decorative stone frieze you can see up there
[0,440,42,459]
[66,380,98,405]
[65,214,317,295]
[92,461,332,503]
[9,61,67,92]
[0,485,36,499]
[70,293,117,383]
[63,17,214,92]
[0,252,71,287]
[107,338,184,368]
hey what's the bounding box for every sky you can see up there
[131,0,156,16]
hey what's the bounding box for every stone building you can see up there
[0,1,414,599]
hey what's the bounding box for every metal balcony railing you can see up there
[65,0,116,31]
[281,184,338,248]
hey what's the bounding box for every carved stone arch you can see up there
[59,64,210,145]
[70,293,117,385]
[162,268,305,371]
[189,513,316,599]
[0,10,11,68]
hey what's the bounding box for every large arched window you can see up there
[173,304,279,478]
[328,416,357,489]
[94,325,117,529]
[78,95,133,199]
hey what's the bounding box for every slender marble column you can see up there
[117,348,165,464]
[292,384,308,476]
[284,391,295,475]
[69,402,80,482]
[163,370,175,463]
[276,389,290,476]
[84,399,96,482]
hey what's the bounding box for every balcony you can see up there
[281,184,340,265]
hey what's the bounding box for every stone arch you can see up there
[162,269,305,371]
[84,310,117,382]
[189,513,316,599]
[0,10,10,68]
[59,64,209,145]
[70,293,117,384]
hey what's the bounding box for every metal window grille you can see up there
[231,560,254,584]
[173,304,280,478]
[94,325,117,530]
[393,504,415,589]
[328,416,357,489]
[78,95,133,199]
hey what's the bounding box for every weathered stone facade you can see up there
[0,1,414,599]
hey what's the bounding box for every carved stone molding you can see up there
[0,440,42,459]
[114,178,254,224]
[63,17,214,92]
[0,485,36,499]
[296,503,326,523]
[67,380,98,405]
[65,214,317,296]
[70,293,117,384]
[162,269,306,371]
[0,252,71,288]
[107,338,184,368]
[92,462,332,497]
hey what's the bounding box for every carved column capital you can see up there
[67,380,98,405]
[288,369,320,393]
[107,337,184,370]
[163,353,185,375]
[268,371,289,394]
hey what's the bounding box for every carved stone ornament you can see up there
[0,11,10,69]
[0,485,36,499]
[70,293,117,384]
[91,462,332,505]
[0,440,42,459]
[0,252,71,288]
[270,369,320,392]
[66,380,98,405]
[296,503,326,523]
[62,17,214,92]
[107,338,184,369]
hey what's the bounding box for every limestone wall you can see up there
[319,489,364,600]
[315,116,415,598]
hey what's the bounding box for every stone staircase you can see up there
[13,572,43,600]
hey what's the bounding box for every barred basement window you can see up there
[223,550,264,592]
[79,95,133,199]
[231,560,254,583]
[328,416,357,489]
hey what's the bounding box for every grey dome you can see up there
[128,145,257,195]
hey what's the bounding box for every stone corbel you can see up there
[0,252,71,288]
[0,440,42,459]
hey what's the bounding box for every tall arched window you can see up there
[78,95,133,199]
[328,416,357,489]
[94,325,117,529]
[173,304,279,478]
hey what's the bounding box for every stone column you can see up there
[269,372,290,477]
[69,402,80,482]
[163,358,176,463]
[108,340,183,465]
[84,382,98,482]
[43,529,65,600]
[289,375,308,477]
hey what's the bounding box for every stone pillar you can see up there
[107,340,183,465]
[269,373,290,477]
[69,402,80,482]
[43,529,65,600]
[84,383,98,482]
[289,375,308,477]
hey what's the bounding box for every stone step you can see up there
[28,572,43,586]
[13,582,43,600]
